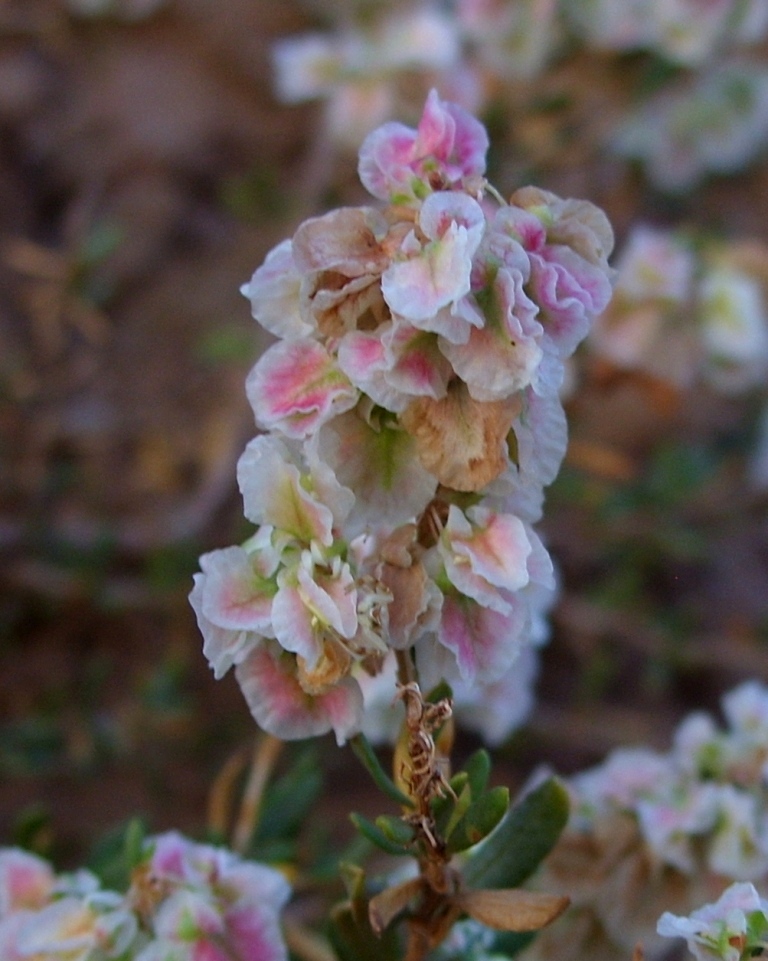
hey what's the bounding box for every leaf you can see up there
[455,889,570,932]
[368,877,424,935]
[374,815,416,847]
[350,733,415,809]
[464,748,491,797]
[329,899,402,961]
[350,813,414,857]
[461,777,570,890]
[444,781,473,841]
[448,785,509,854]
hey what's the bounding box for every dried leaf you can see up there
[455,888,570,932]
[369,877,424,935]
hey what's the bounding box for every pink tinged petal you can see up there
[337,330,410,413]
[439,506,532,611]
[240,240,314,339]
[358,121,419,202]
[382,322,453,399]
[296,561,358,639]
[382,224,474,322]
[190,574,260,680]
[235,642,364,745]
[438,594,526,684]
[419,191,486,254]
[528,248,613,357]
[246,338,358,438]
[271,582,324,668]
[512,385,568,487]
[225,902,289,961]
[414,88,489,181]
[237,436,334,546]
[0,849,55,916]
[457,505,533,590]
[198,546,275,634]
[439,312,542,403]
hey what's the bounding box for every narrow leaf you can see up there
[350,734,415,809]
[368,877,423,935]
[444,782,473,841]
[448,785,509,854]
[461,777,570,889]
[375,815,416,846]
[350,813,414,856]
[464,749,491,797]
[455,889,570,932]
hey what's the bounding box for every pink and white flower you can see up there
[358,88,489,204]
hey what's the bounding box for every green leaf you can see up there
[350,734,414,809]
[350,813,414,857]
[461,778,570,889]
[252,747,322,849]
[444,782,473,841]
[448,785,509,854]
[464,748,491,797]
[328,898,402,961]
[375,815,416,847]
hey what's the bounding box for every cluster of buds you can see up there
[589,223,768,393]
[0,833,290,961]
[190,89,614,746]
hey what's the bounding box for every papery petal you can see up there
[291,206,390,277]
[413,88,488,183]
[240,240,314,339]
[237,435,335,545]
[382,321,454,399]
[441,505,533,605]
[382,223,475,322]
[358,121,420,203]
[337,330,410,412]
[0,849,54,917]
[419,191,486,251]
[316,409,438,534]
[246,338,358,438]
[225,900,290,961]
[438,594,526,683]
[197,546,275,633]
[190,574,260,680]
[401,381,520,491]
[235,643,363,744]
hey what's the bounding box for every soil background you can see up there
[2,0,768,868]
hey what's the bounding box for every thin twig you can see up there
[232,733,284,854]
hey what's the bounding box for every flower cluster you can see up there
[589,223,768,394]
[562,0,768,66]
[271,0,768,194]
[614,61,768,194]
[521,680,768,961]
[0,834,290,961]
[191,89,614,746]
[657,881,768,961]
[571,680,768,881]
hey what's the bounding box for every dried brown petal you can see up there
[401,381,520,492]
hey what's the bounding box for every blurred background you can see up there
[2,0,768,866]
